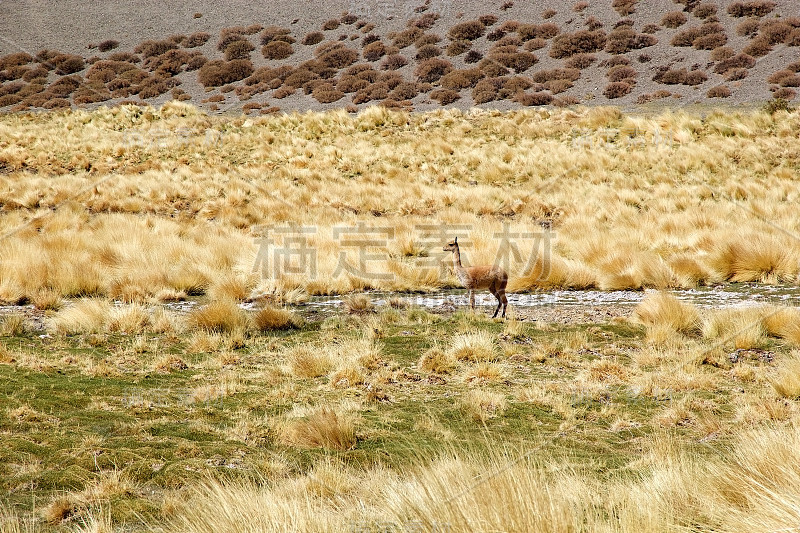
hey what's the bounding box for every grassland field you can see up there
[1,102,800,532]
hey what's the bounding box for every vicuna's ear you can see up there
[454,236,458,244]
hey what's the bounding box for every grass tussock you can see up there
[447,331,499,362]
[771,352,800,398]
[633,292,699,335]
[253,306,301,331]
[281,407,356,451]
[188,300,249,333]
[50,299,111,334]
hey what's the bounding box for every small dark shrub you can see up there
[713,53,755,73]
[725,68,748,80]
[98,40,119,52]
[768,70,800,87]
[727,1,776,17]
[550,30,607,58]
[523,38,547,51]
[693,3,717,19]
[136,78,169,99]
[479,14,498,26]
[303,32,325,46]
[260,27,294,45]
[638,53,652,62]
[225,40,255,60]
[336,75,369,93]
[108,52,139,63]
[707,85,731,97]
[440,68,485,89]
[448,21,486,41]
[318,47,359,68]
[312,83,345,103]
[430,88,460,104]
[787,29,800,46]
[672,26,703,46]
[185,32,211,48]
[363,41,387,61]
[574,1,589,12]
[323,19,341,31]
[415,33,442,47]
[543,79,572,94]
[542,9,556,18]
[411,13,439,29]
[710,46,735,61]
[662,11,687,28]
[415,58,453,83]
[772,88,796,100]
[642,24,660,34]
[607,65,637,82]
[516,91,553,106]
[22,66,48,82]
[389,81,419,100]
[416,44,441,60]
[605,28,657,54]
[499,21,520,33]
[612,0,637,16]
[186,55,208,71]
[518,23,560,40]
[42,97,70,109]
[586,17,604,31]
[736,19,760,37]
[380,54,408,70]
[693,32,728,50]
[487,29,507,41]
[472,78,500,104]
[0,53,32,71]
[363,34,381,46]
[604,81,633,98]
[465,50,484,63]
[742,37,772,57]
[495,35,522,48]
[46,76,81,97]
[135,40,178,58]
[565,53,596,69]
[53,54,85,75]
[760,20,792,45]
[284,68,318,89]
[788,61,800,73]
[379,72,404,89]
[262,41,294,60]
[531,68,580,83]
[341,14,358,25]
[391,27,423,49]
[446,40,471,56]
[614,19,635,29]
[601,56,630,67]
[273,86,295,99]
[478,58,509,77]
[653,67,707,85]
[197,59,254,87]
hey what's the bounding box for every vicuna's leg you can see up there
[498,278,508,318]
[489,282,502,318]
[469,289,475,310]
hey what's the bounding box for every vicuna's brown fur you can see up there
[443,237,509,318]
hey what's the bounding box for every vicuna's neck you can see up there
[451,246,463,269]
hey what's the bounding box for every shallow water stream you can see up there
[303,283,800,311]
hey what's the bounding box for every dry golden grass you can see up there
[280,407,356,451]
[284,343,335,378]
[633,291,700,334]
[253,306,301,331]
[771,352,800,399]
[0,105,798,302]
[447,331,498,362]
[187,300,249,333]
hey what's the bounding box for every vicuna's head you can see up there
[443,236,459,252]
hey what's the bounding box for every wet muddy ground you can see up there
[4,284,800,331]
